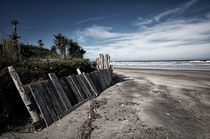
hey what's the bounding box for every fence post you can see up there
[8,66,41,123]
[48,73,72,110]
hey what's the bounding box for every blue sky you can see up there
[0,0,210,60]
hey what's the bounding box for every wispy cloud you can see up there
[75,13,122,25]
[74,17,210,60]
[74,25,121,42]
[135,0,198,26]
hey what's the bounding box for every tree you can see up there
[50,45,57,53]
[10,20,20,45]
[38,40,44,48]
[68,39,86,58]
[54,33,68,59]
[11,20,19,34]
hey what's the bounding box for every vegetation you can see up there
[0,20,94,134]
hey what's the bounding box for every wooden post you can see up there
[108,55,110,68]
[99,54,104,70]
[96,58,99,70]
[48,73,72,110]
[8,66,41,123]
[105,54,109,69]
[77,68,82,75]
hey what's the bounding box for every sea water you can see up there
[110,60,210,71]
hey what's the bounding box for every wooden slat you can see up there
[44,80,66,118]
[89,72,102,93]
[29,84,53,126]
[72,75,87,99]
[48,73,72,110]
[78,75,92,97]
[68,76,84,101]
[65,77,83,102]
[59,78,79,106]
[101,70,108,88]
[36,82,58,122]
[96,71,106,90]
[82,73,98,96]
[105,69,110,86]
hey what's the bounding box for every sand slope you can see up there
[1,69,210,139]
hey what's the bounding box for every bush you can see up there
[0,58,94,134]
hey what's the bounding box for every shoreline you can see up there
[113,67,210,72]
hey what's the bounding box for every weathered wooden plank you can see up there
[29,84,53,126]
[36,82,58,122]
[44,80,66,118]
[68,76,85,101]
[59,78,79,106]
[91,72,103,92]
[48,73,72,110]
[78,75,92,97]
[65,77,83,102]
[88,73,101,94]
[99,54,104,69]
[101,69,108,88]
[96,71,106,90]
[8,66,41,123]
[82,73,98,96]
[72,75,87,99]
[105,69,110,86]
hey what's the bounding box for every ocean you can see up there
[110,60,210,71]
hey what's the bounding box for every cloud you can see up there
[75,13,122,25]
[74,25,121,43]
[135,0,198,26]
[74,18,210,60]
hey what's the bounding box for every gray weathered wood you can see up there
[76,68,82,75]
[78,75,92,97]
[46,80,66,118]
[36,82,58,122]
[29,84,53,126]
[72,75,87,99]
[82,73,98,96]
[99,54,104,70]
[66,77,83,102]
[97,71,106,90]
[48,73,72,110]
[68,76,85,100]
[88,73,101,94]
[8,66,41,123]
[59,78,79,106]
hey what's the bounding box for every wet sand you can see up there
[1,68,210,139]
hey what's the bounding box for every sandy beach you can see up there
[1,68,210,139]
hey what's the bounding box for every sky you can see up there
[0,0,210,61]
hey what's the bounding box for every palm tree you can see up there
[38,40,44,48]
[11,20,19,34]
[10,20,19,44]
[54,33,68,59]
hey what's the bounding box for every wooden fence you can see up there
[8,54,112,128]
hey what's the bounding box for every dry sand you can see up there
[1,68,210,139]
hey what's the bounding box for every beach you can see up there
[1,68,210,138]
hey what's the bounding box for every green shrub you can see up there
[0,58,94,134]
